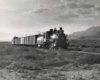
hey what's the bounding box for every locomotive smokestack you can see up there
[54,27,57,34]
[60,27,62,30]
[59,27,64,34]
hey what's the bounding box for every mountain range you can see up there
[0,26,100,41]
[68,26,100,40]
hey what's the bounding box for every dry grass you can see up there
[83,47,100,53]
[0,42,100,80]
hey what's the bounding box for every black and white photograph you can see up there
[0,0,100,80]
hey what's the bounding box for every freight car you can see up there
[12,27,68,49]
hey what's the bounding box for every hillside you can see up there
[68,26,100,40]
[79,32,100,40]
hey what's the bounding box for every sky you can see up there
[0,0,100,41]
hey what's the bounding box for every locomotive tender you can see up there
[12,27,68,49]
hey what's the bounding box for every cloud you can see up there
[55,11,80,22]
[61,0,78,3]
[33,8,49,13]
[95,6,100,11]
[68,2,94,9]
[60,0,95,9]
[24,5,50,14]
[78,8,98,16]
[55,4,67,9]
[55,7,98,22]
[79,3,95,9]
[67,3,79,9]
[61,0,88,3]
[53,0,99,22]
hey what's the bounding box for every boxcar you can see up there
[32,35,38,45]
[24,37,27,45]
[29,36,33,45]
[20,37,24,44]
[14,38,20,45]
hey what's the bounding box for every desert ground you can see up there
[0,42,100,80]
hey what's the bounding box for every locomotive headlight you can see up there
[51,34,58,39]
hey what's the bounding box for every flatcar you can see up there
[12,27,69,49]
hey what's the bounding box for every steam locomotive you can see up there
[12,27,68,49]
